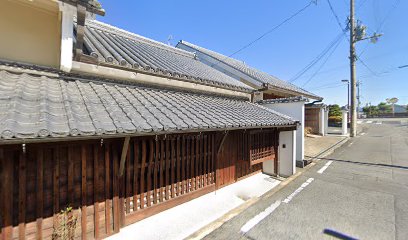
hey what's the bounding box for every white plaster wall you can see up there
[324,109,329,135]
[263,158,275,176]
[278,130,296,177]
[263,130,296,177]
[263,102,304,164]
[319,107,325,136]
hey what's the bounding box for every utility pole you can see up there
[349,0,357,137]
[349,0,381,137]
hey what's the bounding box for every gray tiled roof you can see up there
[176,41,322,100]
[79,20,252,92]
[257,96,309,104]
[0,69,296,141]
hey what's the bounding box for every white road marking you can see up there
[240,201,281,234]
[357,120,363,124]
[366,120,373,123]
[282,178,314,204]
[376,121,382,125]
[240,178,315,234]
[361,132,366,136]
[317,161,333,174]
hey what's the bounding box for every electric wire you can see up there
[210,1,316,69]
[302,36,344,87]
[289,32,344,83]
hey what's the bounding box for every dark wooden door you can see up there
[217,133,238,188]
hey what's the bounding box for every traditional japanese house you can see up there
[0,0,298,239]
[176,41,327,167]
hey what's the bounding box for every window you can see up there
[248,129,277,165]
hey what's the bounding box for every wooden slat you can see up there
[36,150,43,240]
[2,149,13,240]
[165,139,170,200]
[93,145,100,239]
[81,145,87,240]
[104,144,111,235]
[53,148,60,234]
[197,135,203,188]
[203,135,208,187]
[153,140,159,204]
[176,137,181,196]
[159,140,165,202]
[190,137,195,191]
[125,146,131,214]
[186,137,190,193]
[125,185,215,226]
[112,146,120,233]
[140,141,147,209]
[133,141,139,212]
[146,140,154,207]
[195,136,200,190]
[18,150,26,240]
[119,164,125,227]
[67,147,74,206]
[181,136,186,194]
[170,138,176,198]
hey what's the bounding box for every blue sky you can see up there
[97,0,408,106]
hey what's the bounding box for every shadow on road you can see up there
[323,229,359,240]
[306,156,408,170]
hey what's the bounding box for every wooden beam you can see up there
[119,137,131,177]
[216,131,229,156]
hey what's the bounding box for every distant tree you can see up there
[378,102,392,114]
[328,104,341,117]
[363,105,379,117]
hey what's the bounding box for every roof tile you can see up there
[0,70,296,141]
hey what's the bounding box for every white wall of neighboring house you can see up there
[319,107,325,136]
[263,101,305,167]
[324,108,329,135]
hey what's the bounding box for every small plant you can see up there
[52,206,78,240]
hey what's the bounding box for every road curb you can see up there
[185,138,348,240]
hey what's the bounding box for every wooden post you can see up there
[104,144,111,235]
[93,144,100,239]
[18,148,27,240]
[81,145,87,239]
[119,137,131,177]
[36,150,44,240]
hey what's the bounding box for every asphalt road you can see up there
[204,118,408,240]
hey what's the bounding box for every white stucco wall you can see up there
[263,102,304,165]
[263,130,296,177]
[278,130,296,177]
[319,107,325,136]
[324,108,329,135]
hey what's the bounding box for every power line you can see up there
[357,57,379,76]
[326,0,348,33]
[289,32,344,83]
[376,0,400,32]
[226,1,316,59]
[302,35,344,87]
